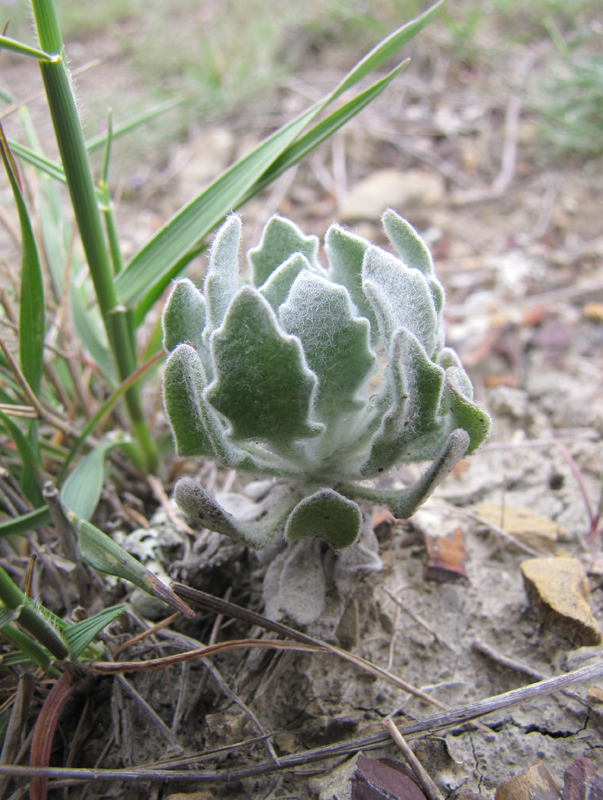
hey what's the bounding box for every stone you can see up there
[474,504,560,554]
[520,556,602,647]
[339,169,445,222]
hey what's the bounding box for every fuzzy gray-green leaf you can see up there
[325,223,379,341]
[163,345,217,458]
[279,271,376,421]
[285,489,362,550]
[206,287,323,448]
[259,252,312,311]
[249,215,319,288]
[162,278,206,353]
[363,246,439,357]
[361,328,444,477]
[204,215,241,334]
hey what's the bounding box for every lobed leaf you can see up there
[363,246,439,358]
[249,215,319,288]
[203,215,242,334]
[325,224,379,341]
[279,271,377,422]
[206,288,323,448]
[360,328,444,477]
[259,252,313,311]
[162,278,206,353]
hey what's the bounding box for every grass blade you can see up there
[0,411,45,505]
[8,140,66,183]
[0,34,56,62]
[65,511,195,618]
[241,64,407,205]
[60,431,130,520]
[0,125,45,397]
[0,507,51,537]
[62,604,125,658]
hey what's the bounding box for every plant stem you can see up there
[0,565,68,660]
[29,0,157,471]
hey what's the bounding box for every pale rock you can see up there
[474,503,560,553]
[339,168,445,222]
[520,556,602,647]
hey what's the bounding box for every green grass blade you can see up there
[0,625,53,672]
[62,604,125,659]
[56,350,164,485]
[70,281,116,385]
[85,98,181,154]
[0,411,44,505]
[0,126,45,397]
[329,0,444,99]
[115,103,319,308]
[65,510,195,618]
[60,431,130,520]
[0,564,68,659]
[0,507,51,537]
[241,64,407,205]
[0,34,56,61]
[116,1,442,313]
[8,140,66,183]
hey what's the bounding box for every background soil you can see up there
[2,2,603,798]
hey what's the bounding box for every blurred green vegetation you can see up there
[6,0,602,163]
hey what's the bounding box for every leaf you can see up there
[259,252,312,311]
[0,411,44,505]
[66,510,195,618]
[363,246,439,358]
[161,278,206,353]
[205,287,322,448]
[285,489,363,550]
[174,477,289,549]
[60,431,130,520]
[62,604,125,659]
[325,223,378,342]
[361,328,444,477]
[0,34,56,61]
[163,345,222,459]
[382,208,445,315]
[8,139,66,183]
[249,215,319,288]
[240,64,407,205]
[204,215,242,334]
[279,271,376,423]
[0,507,51,538]
[0,625,53,672]
[0,124,45,397]
[353,755,426,800]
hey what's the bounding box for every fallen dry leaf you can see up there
[424,526,468,583]
[495,760,559,800]
[562,757,603,800]
[353,755,427,800]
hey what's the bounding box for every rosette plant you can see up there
[162,209,490,552]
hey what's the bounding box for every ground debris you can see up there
[495,761,559,800]
[520,556,602,647]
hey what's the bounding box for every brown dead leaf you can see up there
[353,755,427,800]
[495,761,559,800]
[424,526,468,583]
[562,757,603,800]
